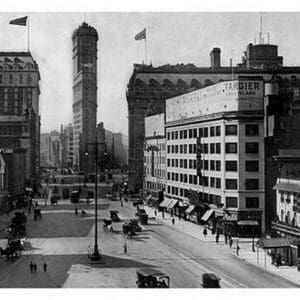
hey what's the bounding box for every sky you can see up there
[1,12,300,135]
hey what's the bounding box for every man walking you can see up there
[229,237,233,248]
[123,242,127,254]
[29,261,34,273]
[43,262,48,273]
[216,233,220,244]
[203,228,207,238]
[172,218,175,225]
[33,262,37,273]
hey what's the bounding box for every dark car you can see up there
[202,273,221,288]
[70,191,80,203]
[109,210,120,222]
[136,268,170,288]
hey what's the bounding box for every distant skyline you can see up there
[1,12,300,135]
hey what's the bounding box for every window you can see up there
[210,177,215,187]
[216,160,221,171]
[189,129,193,138]
[175,145,178,153]
[9,74,13,84]
[180,131,183,139]
[171,131,174,140]
[193,128,197,138]
[167,159,170,167]
[210,160,215,170]
[246,142,259,154]
[183,130,187,139]
[204,144,208,153]
[245,179,259,190]
[216,126,221,136]
[184,144,187,154]
[203,176,209,187]
[180,145,183,153]
[199,128,203,137]
[204,160,209,170]
[216,143,221,154]
[245,161,259,172]
[175,131,178,139]
[193,175,197,185]
[225,124,237,135]
[245,124,259,136]
[245,197,259,208]
[184,160,187,169]
[189,159,193,169]
[0,75,2,84]
[203,127,208,137]
[216,178,221,188]
[210,143,215,154]
[226,197,238,208]
[226,161,238,171]
[226,179,238,190]
[167,145,170,153]
[189,175,193,184]
[225,143,237,154]
[180,159,183,168]
[189,144,193,153]
[210,127,215,137]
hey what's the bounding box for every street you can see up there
[0,198,298,288]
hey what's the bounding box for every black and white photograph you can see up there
[0,4,299,290]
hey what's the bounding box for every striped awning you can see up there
[185,205,196,215]
[201,209,214,222]
[273,181,300,193]
[168,199,178,209]
[159,198,171,208]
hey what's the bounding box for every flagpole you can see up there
[145,35,147,64]
[27,17,30,52]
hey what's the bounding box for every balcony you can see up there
[271,220,300,237]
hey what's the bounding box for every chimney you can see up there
[210,47,221,69]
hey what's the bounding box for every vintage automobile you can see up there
[109,210,120,222]
[0,239,23,260]
[103,219,113,232]
[136,268,170,288]
[33,209,42,221]
[202,273,221,288]
[139,213,148,225]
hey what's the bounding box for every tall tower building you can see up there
[72,22,98,173]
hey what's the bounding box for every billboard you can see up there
[166,79,264,123]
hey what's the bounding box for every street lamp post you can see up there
[85,137,101,261]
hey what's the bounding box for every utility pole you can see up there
[85,137,101,261]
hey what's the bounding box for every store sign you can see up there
[223,212,238,221]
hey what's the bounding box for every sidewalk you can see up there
[143,205,300,286]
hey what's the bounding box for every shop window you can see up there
[225,179,238,190]
[245,142,259,154]
[245,179,259,190]
[246,160,259,172]
[226,161,238,171]
[225,143,237,154]
[226,197,238,208]
[245,124,259,136]
[225,124,237,135]
[245,197,259,208]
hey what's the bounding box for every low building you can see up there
[144,113,166,204]
[165,77,265,236]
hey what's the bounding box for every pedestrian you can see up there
[43,262,47,273]
[29,261,34,273]
[123,242,127,254]
[75,208,78,215]
[236,245,240,256]
[203,228,207,238]
[154,210,157,217]
[28,206,31,214]
[33,262,37,273]
[216,233,219,244]
[35,201,38,207]
[172,218,175,225]
[121,200,123,207]
[224,232,228,244]
[229,237,233,248]
[276,253,282,267]
[162,211,165,219]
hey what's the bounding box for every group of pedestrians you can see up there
[29,261,48,274]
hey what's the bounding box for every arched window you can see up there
[162,79,175,90]
[134,79,148,90]
[176,79,188,92]
[148,79,162,91]
[204,79,213,87]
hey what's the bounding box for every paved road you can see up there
[0,198,298,288]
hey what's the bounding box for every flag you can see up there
[9,16,28,26]
[135,28,146,40]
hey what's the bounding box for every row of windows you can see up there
[198,143,221,154]
[167,158,197,169]
[167,124,260,141]
[225,197,259,208]
[225,142,259,154]
[225,160,259,172]
[0,125,23,136]
[198,160,221,171]
[0,74,26,84]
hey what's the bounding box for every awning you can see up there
[159,198,171,208]
[237,220,259,226]
[168,199,178,209]
[201,209,214,222]
[256,238,291,249]
[185,205,196,215]
[273,181,300,193]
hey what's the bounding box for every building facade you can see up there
[72,22,98,173]
[60,123,74,168]
[127,41,300,231]
[144,113,166,195]
[165,78,265,235]
[0,52,40,189]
